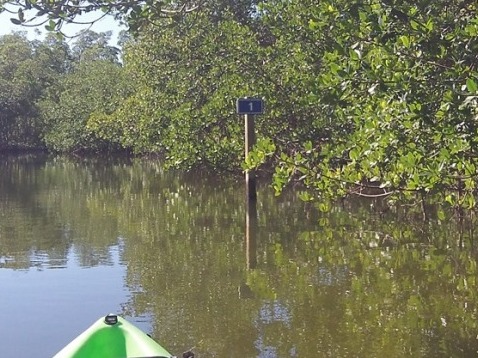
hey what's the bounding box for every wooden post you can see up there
[236,97,263,277]
[244,114,257,201]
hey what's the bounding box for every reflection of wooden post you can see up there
[239,194,258,298]
[245,114,257,201]
[246,197,257,270]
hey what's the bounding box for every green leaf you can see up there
[299,191,313,201]
[399,35,410,48]
[308,19,319,30]
[425,19,434,32]
[318,201,330,212]
[18,9,25,22]
[437,208,445,221]
[349,148,359,161]
[466,78,478,93]
[45,20,55,31]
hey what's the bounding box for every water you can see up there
[0,246,128,357]
[1,154,478,357]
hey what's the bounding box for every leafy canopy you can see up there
[2,0,201,35]
[3,0,478,212]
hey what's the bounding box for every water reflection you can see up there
[1,155,478,357]
[0,242,129,357]
[255,300,294,358]
[246,197,258,270]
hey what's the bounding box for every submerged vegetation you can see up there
[1,0,478,213]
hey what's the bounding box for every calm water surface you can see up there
[1,154,478,357]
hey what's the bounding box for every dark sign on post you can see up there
[236,97,264,115]
[237,97,264,202]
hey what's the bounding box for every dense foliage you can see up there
[39,31,128,153]
[2,0,478,211]
[0,33,62,148]
[0,30,124,152]
[250,0,478,212]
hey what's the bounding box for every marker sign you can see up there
[236,98,264,115]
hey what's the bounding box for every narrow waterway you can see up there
[1,154,477,357]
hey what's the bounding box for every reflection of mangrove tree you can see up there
[0,155,69,269]
[120,199,478,356]
[1,156,478,355]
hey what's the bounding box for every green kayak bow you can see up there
[53,314,174,358]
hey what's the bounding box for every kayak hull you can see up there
[53,315,173,358]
